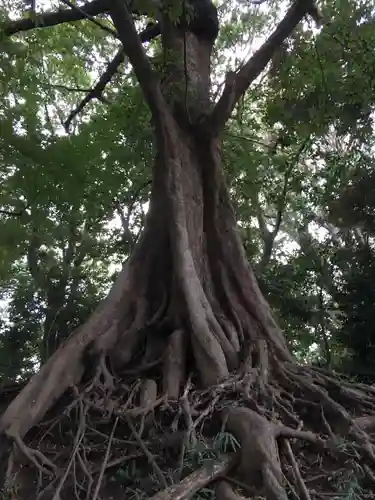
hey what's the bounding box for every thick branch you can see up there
[2,0,109,36]
[59,0,116,37]
[109,0,167,125]
[209,0,315,134]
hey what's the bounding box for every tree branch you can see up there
[272,137,310,238]
[108,0,167,125]
[257,137,311,272]
[2,0,109,37]
[64,47,123,131]
[209,0,317,135]
[253,194,270,245]
[0,201,32,217]
[59,0,117,37]
[113,198,133,246]
[62,225,79,270]
[112,179,151,250]
[124,179,152,227]
[27,229,45,288]
[64,23,160,130]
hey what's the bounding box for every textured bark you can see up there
[0,0,297,442]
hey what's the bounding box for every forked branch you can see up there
[209,0,321,135]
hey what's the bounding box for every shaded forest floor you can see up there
[1,360,375,500]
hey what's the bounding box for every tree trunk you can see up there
[0,17,288,428]
[2,2,375,499]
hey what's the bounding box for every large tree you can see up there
[1,1,375,499]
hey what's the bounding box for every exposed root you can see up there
[163,329,186,400]
[1,206,375,500]
[224,407,287,500]
[149,455,234,499]
[1,355,375,500]
[91,417,118,500]
[125,413,168,489]
[0,263,133,440]
[216,480,248,500]
[97,353,115,391]
[282,439,311,500]
[9,432,56,477]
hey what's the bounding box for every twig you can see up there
[91,452,142,474]
[124,414,168,489]
[121,394,166,417]
[282,472,300,500]
[51,399,88,500]
[193,393,221,430]
[52,432,85,500]
[320,406,336,441]
[283,439,312,500]
[43,83,93,93]
[92,416,119,500]
[87,425,131,444]
[76,451,94,498]
[278,425,326,447]
[218,475,256,497]
[181,397,196,447]
[36,476,60,500]
[224,131,275,149]
[176,379,196,480]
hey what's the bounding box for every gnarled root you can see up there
[216,480,248,500]
[149,455,233,499]
[224,407,288,500]
[2,350,375,499]
[2,185,375,499]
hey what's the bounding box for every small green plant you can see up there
[213,431,240,453]
[333,480,363,500]
[127,487,149,500]
[193,487,215,499]
[331,462,364,500]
